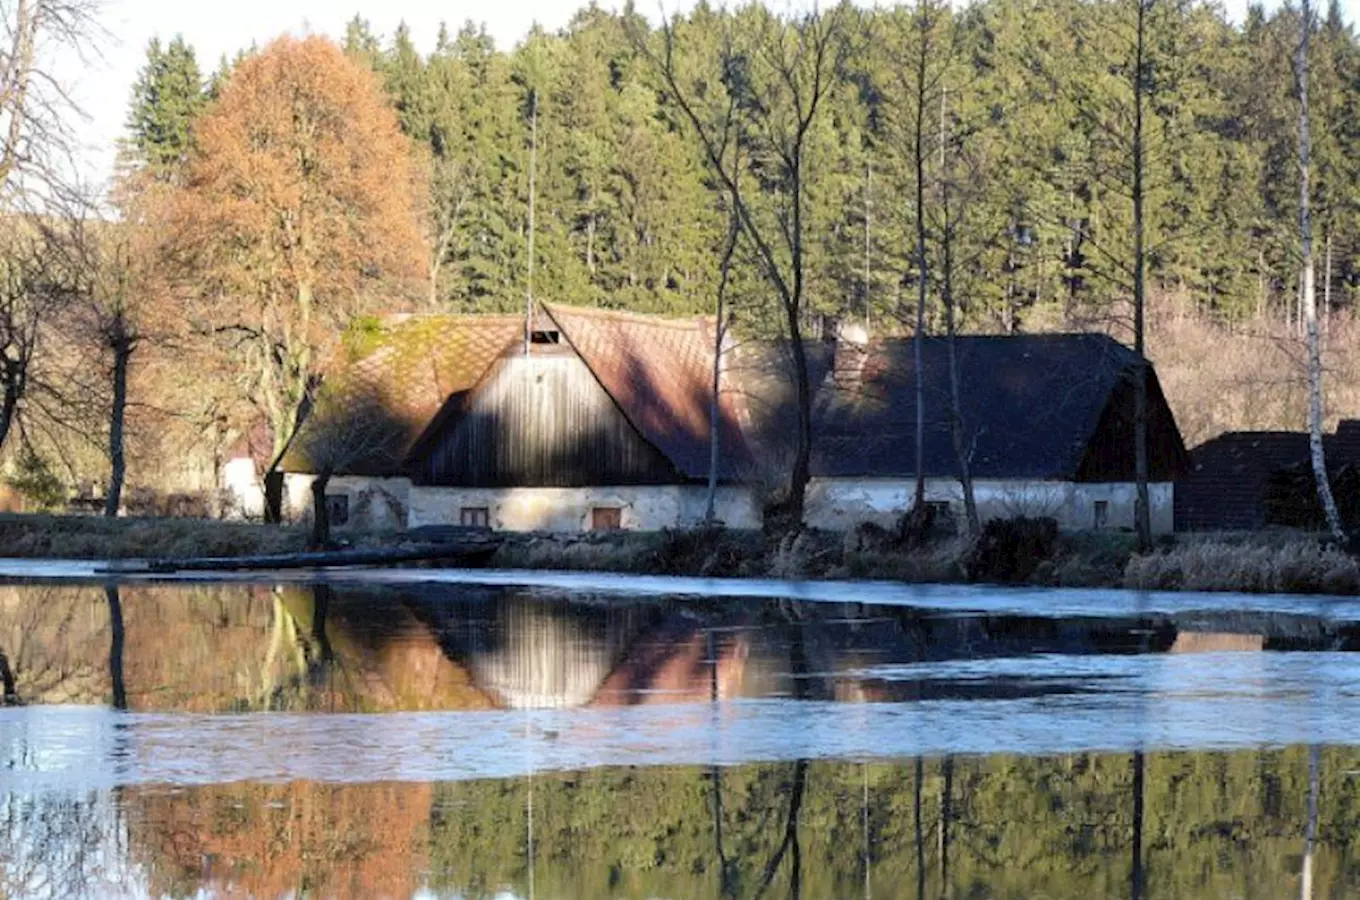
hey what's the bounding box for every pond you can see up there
[1,571,1359,898]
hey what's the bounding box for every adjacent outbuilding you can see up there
[733,331,1189,534]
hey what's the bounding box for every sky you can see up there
[57,0,1360,190]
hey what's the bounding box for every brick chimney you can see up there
[834,320,871,389]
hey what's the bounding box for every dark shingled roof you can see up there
[1175,423,1360,531]
[731,333,1172,480]
[288,305,753,480]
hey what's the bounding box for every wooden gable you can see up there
[1075,367,1190,482]
[410,353,682,487]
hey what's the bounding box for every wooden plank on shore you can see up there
[97,539,501,575]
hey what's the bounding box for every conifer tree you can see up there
[126,36,207,179]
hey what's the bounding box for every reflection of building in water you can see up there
[465,598,644,712]
[426,593,652,709]
[416,590,775,708]
[1170,631,1266,653]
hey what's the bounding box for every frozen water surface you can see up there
[1,570,1358,897]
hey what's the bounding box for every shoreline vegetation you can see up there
[0,513,1355,596]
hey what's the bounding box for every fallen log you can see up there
[98,539,501,575]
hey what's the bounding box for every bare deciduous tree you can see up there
[632,5,848,526]
[36,189,176,517]
[0,0,103,206]
[0,226,59,452]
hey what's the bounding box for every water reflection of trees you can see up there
[0,791,137,897]
[2,747,1357,898]
[37,750,1343,897]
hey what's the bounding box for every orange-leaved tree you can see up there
[171,35,425,514]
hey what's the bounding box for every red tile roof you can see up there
[285,315,523,473]
[545,304,754,479]
[288,305,752,481]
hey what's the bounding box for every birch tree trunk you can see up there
[1297,0,1347,542]
[1324,230,1332,334]
[524,89,538,355]
[1301,743,1320,900]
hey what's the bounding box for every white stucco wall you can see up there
[281,474,412,532]
[221,457,264,520]
[409,484,762,532]
[806,477,1174,535]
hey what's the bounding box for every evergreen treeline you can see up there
[130,0,1360,332]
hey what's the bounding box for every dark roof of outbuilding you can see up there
[730,332,1153,480]
[1175,423,1360,531]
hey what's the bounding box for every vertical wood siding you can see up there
[415,355,680,487]
[1077,371,1189,482]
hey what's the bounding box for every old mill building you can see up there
[222,304,1189,535]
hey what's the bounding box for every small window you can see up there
[460,506,490,528]
[926,501,952,519]
[591,506,623,531]
[325,494,350,527]
[530,329,560,344]
[1093,500,1109,530]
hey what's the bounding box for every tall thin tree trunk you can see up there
[1131,749,1145,900]
[912,15,931,513]
[1297,0,1347,542]
[1301,743,1320,900]
[914,755,926,900]
[864,160,873,328]
[939,755,954,897]
[1132,0,1154,552]
[706,209,739,524]
[786,148,813,527]
[0,647,16,703]
[524,89,538,356]
[786,313,813,525]
[104,330,131,518]
[939,87,979,534]
[1323,229,1332,334]
[0,379,19,456]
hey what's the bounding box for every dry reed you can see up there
[1124,538,1360,595]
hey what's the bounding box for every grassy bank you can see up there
[0,514,311,559]
[489,525,1142,589]
[0,513,1350,596]
[493,527,1356,594]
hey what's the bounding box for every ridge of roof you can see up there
[376,312,525,327]
[543,302,714,331]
